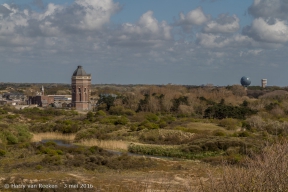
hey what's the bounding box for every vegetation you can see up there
[1,84,288,191]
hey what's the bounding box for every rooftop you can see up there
[72,66,90,76]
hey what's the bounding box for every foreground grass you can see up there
[0,159,209,192]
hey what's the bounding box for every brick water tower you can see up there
[71,66,91,111]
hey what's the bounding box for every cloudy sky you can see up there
[0,0,288,86]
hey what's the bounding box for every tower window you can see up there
[84,88,86,93]
[78,88,81,93]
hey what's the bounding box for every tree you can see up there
[97,94,117,111]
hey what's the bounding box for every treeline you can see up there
[95,85,255,120]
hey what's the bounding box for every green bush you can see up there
[6,133,18,144]
[128,143,218,159]
[0,149,6,156]
[159,120,167,128]
[190,137,229,151]
[129,123,138,131]
[6,114,19,119]
[219,118,239,130]
[74,128,98,141]
[181,145,202,153]
[213,130,226,136]
[139,120,159,130]
[204,103,257,119]
[35,165,43,170]
[145,113,159,122]
[115,116,129,125]
[161,115,176,124]
[238,131,250,137]
[0,108,8,114]
[86,111,94,121]
[53,121,80,134]
[123,109,136,116]
[15,125,32,142]
[96,110,106,116]
[109,106,135,116]
[42,155,62,165]
[100,116,129,125]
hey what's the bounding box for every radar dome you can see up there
[240,76,251,87]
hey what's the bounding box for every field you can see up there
[0,84,288,191]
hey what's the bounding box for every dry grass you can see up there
[32,133,128,151]
[202,141,288,192]
[186,122,222,131]
[78,139,129,151]
[31,132,75,142]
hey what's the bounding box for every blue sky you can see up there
[0,0,288,86]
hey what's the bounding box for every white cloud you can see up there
[243,18,288,44]
[239,49,263,57]
[248,0,288,20]
[75,0,119,30]
[196,33,252,48]
[110,11,172,47]
[176,7,209,32]
[203,14,240,33]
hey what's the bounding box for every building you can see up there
[28,95,54,107]
[261,79,267,88]
[50,95,72,108]
[3,92,26,101]
[71,66,91,111]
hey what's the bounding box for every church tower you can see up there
[71,66,91,111]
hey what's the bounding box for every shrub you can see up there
[109,106,135,116]
[115,116,129,125]
[202,141,288,191]
[107,154,156,170]
[129,123,138,131]
[6,114,18,119]
[123,109,136,116]
[100,116,129,125]
[139,120,159,130]
[6,133,18,144]
[109,106,125,115]
[42,155,62,165]
[219,118,238,130]
[128,143,218,159]
[15,125,32,142]
[245,116,265,130]
[0,108,8,114]
[96,110,106,116]
[35,165,43,170]
[159,120,167,128]
[181,145,202,153]
[0,149,6,156]
[74,128,98,141]
[145,113,159,122]
[204,103,257,119]
[86,111,94,121]
[213,130,226,136]
[188,136,252,153]
[238,131,250,137]
[161,115,176,124]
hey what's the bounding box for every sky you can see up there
[0,0,288,86]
